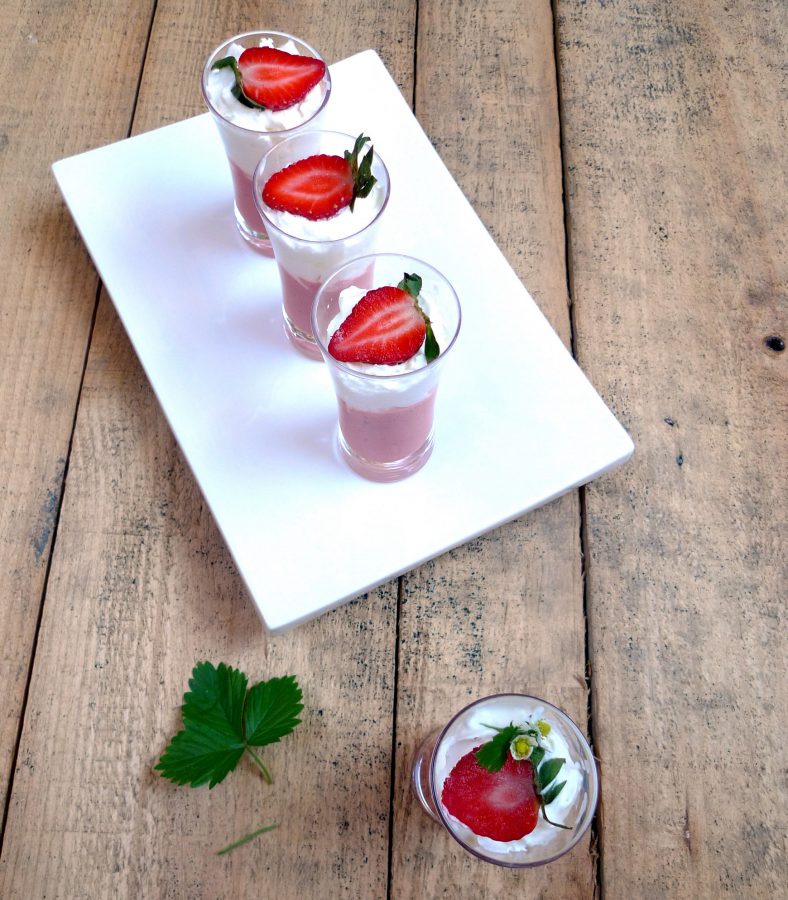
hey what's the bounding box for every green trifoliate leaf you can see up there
[155,664,303,790]
[211,56,267,110]
[243,675,304,747]
[475,724,525,772]
[536,757,565,792]
[540,779,567,806]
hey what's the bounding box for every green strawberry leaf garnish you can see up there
[155,662,303,854]
[397,272,440,362]
[474,723,526,772]
[536,756,565,791]
[529,745,546,769]
[344,133,377,210]
[212,56,267,110]
[399,272,422,299]
[540,779,567,806]
[535,756,572,829]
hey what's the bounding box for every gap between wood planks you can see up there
[386,6,417,895]
[0,0,161,857]
[550,0,601,895]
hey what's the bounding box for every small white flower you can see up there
[510,733,538,760]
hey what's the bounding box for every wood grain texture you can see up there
[0,1,415,897]
[389,1,595,896]
[0,0,155,820]
[555,0,787,896]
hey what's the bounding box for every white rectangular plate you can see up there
[53,50,633,631]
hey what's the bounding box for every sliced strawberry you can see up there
[237,47,325,111]
[262,134,377,221]
[441,747,539,842]
[328,287,427,365]
[263,154,353,220]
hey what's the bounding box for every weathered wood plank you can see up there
[0,0,155,824]
[556,0,787,896]
[0,2,416,898]
[390,0,595,895]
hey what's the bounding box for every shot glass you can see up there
[311,253,461,481]
[254,131,390,358]
[201,30,331,254]
[411,694,599,867]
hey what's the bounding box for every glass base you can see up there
[283,315,321,360]
[337,428,434,482]
[234,204,274,257]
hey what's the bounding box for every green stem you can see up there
[540,801,573,830]
[244,745,273,784]
[217,823,278,856]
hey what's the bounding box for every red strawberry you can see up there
[262,134,377,221]
[263,154,354,220]
[328,287,427,365]
[441,747,539,842]
[237,47,325,111]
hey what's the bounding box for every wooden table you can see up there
[1,1,784,897]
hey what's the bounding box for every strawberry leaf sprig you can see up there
[155,662,303,854]
[212,56,266,109]
[475,720,573,831]
[398,272,440,362]
[344,134,378,211]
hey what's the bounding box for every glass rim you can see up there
[253,130,390,244]
[201,30,332,136]
[311,252,462,381]
[428,692,599,868]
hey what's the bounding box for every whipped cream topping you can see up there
[205,38,326,132]
[262,181,387,282]
[434,700,585,856]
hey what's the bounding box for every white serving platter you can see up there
[53,50,633,631]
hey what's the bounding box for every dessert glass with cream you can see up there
[201,30,331,254]
[254,131,390,358]
[311,253,461,481]
[411,694,598,867]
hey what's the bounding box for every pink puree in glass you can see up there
[280,264,375,336]
[338,392,436,464]
[230,161,267,233]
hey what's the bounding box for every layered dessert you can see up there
[201,31,331,250]
[411,694,598,867]
[254,131,389,355]
[326,280,444,467]
[312,254,461,481]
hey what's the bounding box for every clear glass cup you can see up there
[254,131,390,358]
[311,253,461,481]
[201,30,331,255]
[411,693,599,867]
